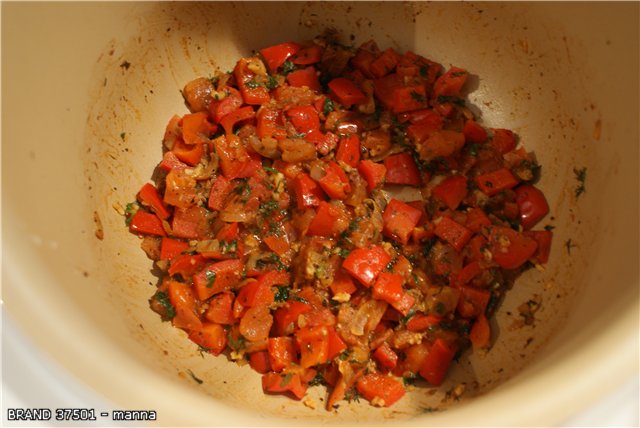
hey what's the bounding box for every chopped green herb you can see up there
[246,79,260,89]
[308,372,326,386]
[565,238,576,255]
[281,60,296,74]
[263,165,279,174]
[291,295,309,304]
[419,65,429,77]
[422,237,437,257]
[259,200,280,217]
[124,202,139,226]
[154,290,176,319]
[403,373,418,386]
[410,91,426,102]
[574,167,587,198]
[338,247,352,259]
[221,239,238,254]
[338,349,350,361]
[266,75,278,89]
[280,372,294,387]
[401,307,416,324]
[205,270,217,288]
[544,224,555,231]
[274,285,290,303]
[434,302,446,315]
[436,95,465,106]
[227,332,246,351]
[466,143,481,156]
[323,98,335,116]
[187,369,203,384]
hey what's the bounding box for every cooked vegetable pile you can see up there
[126,33,552,409]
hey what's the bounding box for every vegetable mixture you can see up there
[126,33,552,409]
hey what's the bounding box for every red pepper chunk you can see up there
[524,230,553,265]
[168,280,202,331]
[357,160,387,191]
[356,373,405,407]
[129,210,166,237]
[328,77,367,108]
[373,272,404,305]
[188,323,228,356]
[373,342,399,370]
[326,326,347,360]
[294,173,325,208]
[384,152,422,186]
[286,67,321,92]
[514,184,550,230]
[463,119,488,144]
[487,226,538,269]
[431,175,468,211]
[260,42,301,72]
[193,259,243,301]
[138,183,171,220]
[296,326,330,368]
[307,201,349,237]
[343,245,391,287]
[317,161,351,200]
[159,237,189,261]
[382,199,422,245]
[434,216,473,252]
[490,128,517,155]
[419,339,456,386]
[292,45,323,65]
[234,58,270,105]
[286,105,320,134]
[268,337,297,372]
[335,134,361,167]
[219,105,255,135]
[261,372,307,400]
[475,168,519,196]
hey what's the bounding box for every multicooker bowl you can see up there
[3,2,638,426]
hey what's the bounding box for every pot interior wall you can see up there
[3,2,638,426]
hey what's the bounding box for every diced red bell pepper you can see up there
[296,325,330,368]
[357,159,387,191]
[249,350,272,374]
[317,161,351,200]
[327,326,347,360]
[214,135,261,180]
[209,86,244,123]
[329,270,357,297]
[167,254,206,279]
[370,48,401,78]
[328,77,367,108]
[171,206,207,239]
[382,199,423,245]
[268,337,297,372]
[433,66,468,98]
[391,293,415,317]
[207,175,231,211]
[234,58,270,105]
[465,207,492,233]
[205,292,235,324]
[285,105,320,134]
[158,151,188,171]
[524,230,553,265]
[256,106,286,139]
[431,175,468,211]
[469,313,491,350]
[514,184,550,230]
[172,139,205,166]
[456,261,483,286]
[373,342,399,370]
[294,172,325,208]
[406,314,442,332]
[419,339,456,386]
[193,259,243,301]
[456,285,491,319]
[138,183,171,220]
[160,237,189,261]
[434,216,473,252]
[286,66,321,92]
[487,226,538,269]
[219,105,255,135]
[182,112,213,145]
[261,372,307,400]
[384,152,421,186]
[342,245,391,287]
[373,73,428,113]
[273,300,311,336]
[188,322,228,356]
[356,373,405,407]
[129,210,166,236]
[307,201,349,237]
[372,272,404,305]
[490,128,517,155]
[475,168,519,196]
[463,119,488,144]
[260,42,301,72]
[167,280,202,331]
[335,134,361,168]
[292,45,323,65]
